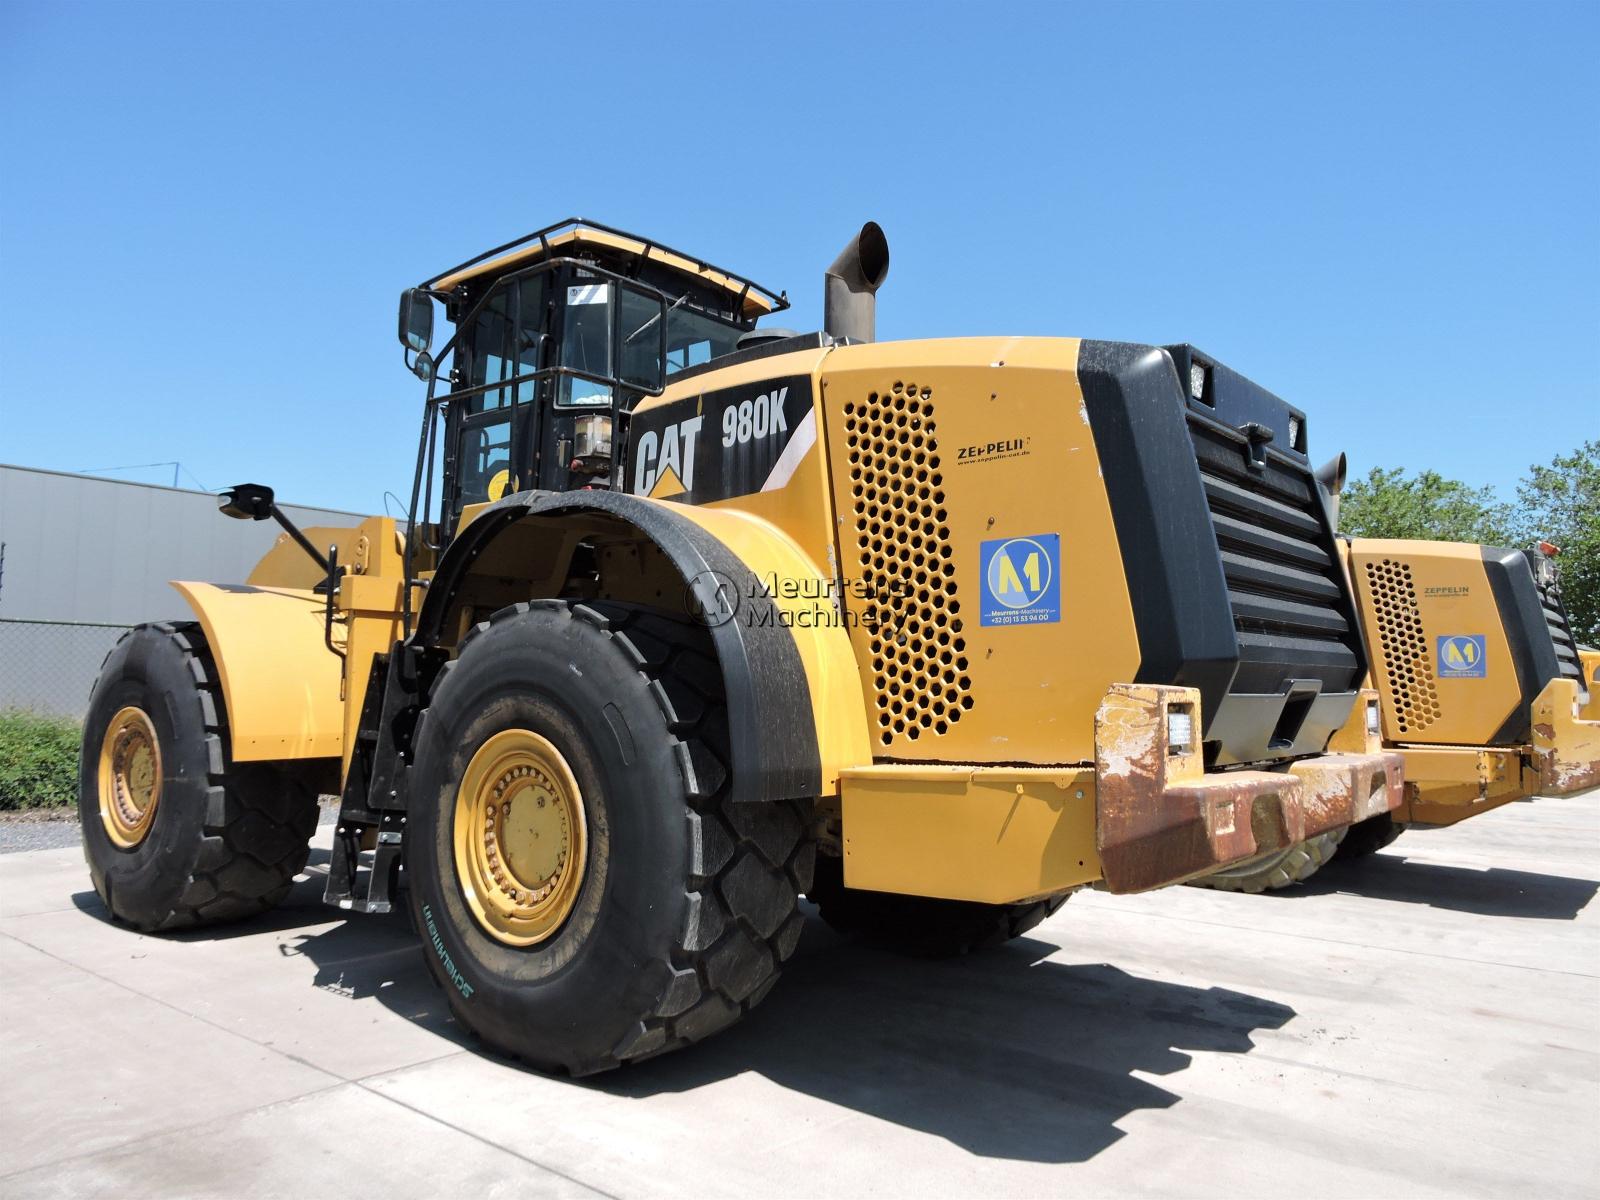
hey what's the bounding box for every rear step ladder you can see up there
[322,647,422,914]
[324,810,404,914]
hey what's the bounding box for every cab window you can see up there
[665,306,744,376]
[618,285,665,389]
[457,419,512,505]
[515,276,547,404]
[465,289,515,412]
[559,281,613,407]
[465,275,548,413]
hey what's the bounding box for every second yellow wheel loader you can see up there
[1197,469,1600,893]
[79,219,1404,1073]
[1339,537,1599,836]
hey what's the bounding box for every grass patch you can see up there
[0,709,82,811]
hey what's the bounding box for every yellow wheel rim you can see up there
[453,728,588,947]
[98,706,162,849]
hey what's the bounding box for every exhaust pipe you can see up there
[824,222,890,343]
[1316,452,1348,529]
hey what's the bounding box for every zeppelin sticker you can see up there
[979,534,1061,626]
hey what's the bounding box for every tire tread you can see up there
[1191,827,1347,894]
[593,602,810,1064]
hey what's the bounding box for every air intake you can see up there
[1364,558,1441,734]
[841,380,972,747]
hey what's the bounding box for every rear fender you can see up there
[416,490,870,802]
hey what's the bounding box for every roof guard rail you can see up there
[421,216,790,314]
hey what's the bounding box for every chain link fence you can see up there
[0,619,130,720]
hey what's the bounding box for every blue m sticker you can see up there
[979,534,1061,627]
[1436,635,1487,678]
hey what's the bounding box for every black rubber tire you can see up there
[1334,812,1406,861]
[404,601,813,1076]
[78,622,321,931]
[1188,827,1346,894]
[807,853,1070,958]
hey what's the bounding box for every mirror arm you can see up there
[218,483,333,576]
[270,506,334,577]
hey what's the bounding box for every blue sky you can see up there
[1,0,1594,514]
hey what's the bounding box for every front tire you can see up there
[79,622,321,930]
[808,854,1070,957]
[404,602,813,1076]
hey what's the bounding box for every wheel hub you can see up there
[99,706,162,849]
[454,728,587,946]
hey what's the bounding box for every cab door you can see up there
[443,275,550,530]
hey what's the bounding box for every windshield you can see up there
[557,288,747,407]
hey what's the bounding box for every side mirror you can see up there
[398,288,434,353]
[218,482,276,521]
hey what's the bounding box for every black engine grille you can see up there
[1532,568,1587,701]
[1186,415,1363,694]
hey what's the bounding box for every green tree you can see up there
[1513,441,1600,642]
[1337,466,1516,545]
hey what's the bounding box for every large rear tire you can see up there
[1191,827,1346,894]
[1333,812,1406,861]
[79,622,321,931]
[807,854,1070,957]
[404,601,813,1076]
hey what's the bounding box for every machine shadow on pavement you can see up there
[592,917,1296,1164]
[78,861,1298,1166]
[1288,855,1598,920]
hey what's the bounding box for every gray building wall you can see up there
[0,465,371,717]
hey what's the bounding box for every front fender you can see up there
[170,581,344,761]
[417,490,871,802]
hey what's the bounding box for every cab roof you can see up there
[423,218,788,319]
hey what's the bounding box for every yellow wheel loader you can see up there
[1197,471,1600,893]
[79,219,1404,1073]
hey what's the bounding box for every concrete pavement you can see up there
[1,795,1596,1198]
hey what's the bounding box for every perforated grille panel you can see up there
[841,381,973,747]
[1364,558,1441,734]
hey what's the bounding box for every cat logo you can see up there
[633,415,704,499]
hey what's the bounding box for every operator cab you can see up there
[397,219,787,538]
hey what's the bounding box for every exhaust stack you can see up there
[1316,452,1348,529]
[823,222,890,343]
